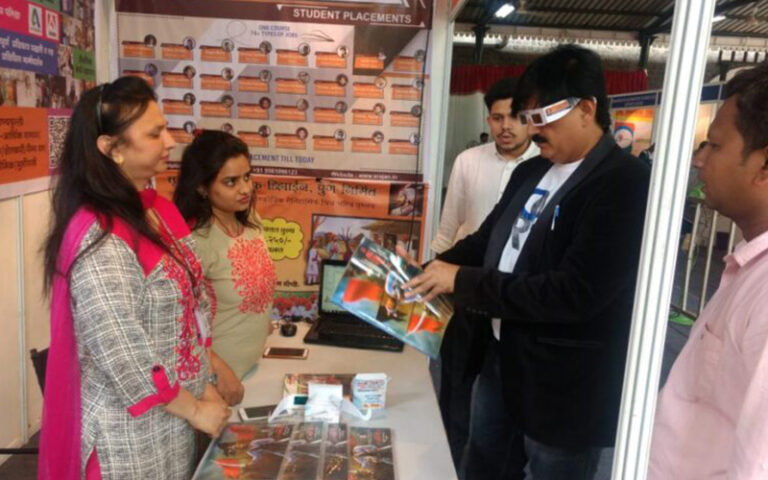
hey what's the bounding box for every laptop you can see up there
[304,259,404,352]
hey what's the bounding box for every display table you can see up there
[238,323,458,480]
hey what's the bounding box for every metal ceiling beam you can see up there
[457,4,662,22]
[520,7,662,17]
[643,0,759,35]
[459,0,662,16]
[720,13,768,21]
[487,19,640,32]
[456,25,768,40]
[711,29,768,37]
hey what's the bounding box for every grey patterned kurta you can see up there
[70,224,210,479]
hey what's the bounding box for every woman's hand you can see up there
[190,398,231,437]
[164,387,230,437]
[202,382,228,406]
[210,351,245,406]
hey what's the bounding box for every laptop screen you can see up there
[320,262,347,314]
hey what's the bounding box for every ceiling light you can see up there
[494,3,515,18]
[712,14,727,22]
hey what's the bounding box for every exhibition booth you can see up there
[0,0,743,478]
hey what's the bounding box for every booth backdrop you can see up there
[115,0,431,312]
[0,0,96,200]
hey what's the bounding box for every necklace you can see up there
[212,213,243,238]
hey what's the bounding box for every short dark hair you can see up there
[175,130,258,230]
[723,62,768,154]
[484,77,518,110]
[512,44,611,132]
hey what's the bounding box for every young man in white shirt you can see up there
[432,78,539,254]
[432,77,538,473]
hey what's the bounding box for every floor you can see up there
[0,433,38,480]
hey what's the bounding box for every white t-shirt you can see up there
[430,141,540,254]
[491,159,583,340]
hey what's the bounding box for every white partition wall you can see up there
[424,0,455,256]
[22,193,53,436]
[612,0,718,478]
[0,199,23,453]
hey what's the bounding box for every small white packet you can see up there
[304,382,373,423]
[305,383,344,423]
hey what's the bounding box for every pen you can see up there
[551,205,560,231]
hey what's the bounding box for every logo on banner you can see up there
[45,11,59,41]
[613,123,635,153]
[29,4,43,36]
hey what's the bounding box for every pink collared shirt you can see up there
[649,228,768,479]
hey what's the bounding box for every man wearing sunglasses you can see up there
[403,45,650,479]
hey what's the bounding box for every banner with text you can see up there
[0,0,96,199]
[157,173,426,318]
[115,0,432,182]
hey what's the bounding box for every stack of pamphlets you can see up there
[193,421,395,480]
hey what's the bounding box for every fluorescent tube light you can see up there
[494,3,515,18]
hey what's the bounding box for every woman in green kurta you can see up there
[174,131,277,405]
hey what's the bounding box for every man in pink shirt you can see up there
[649,62,768,478]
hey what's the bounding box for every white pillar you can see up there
[612,0,717,478]
[424,1,454,261]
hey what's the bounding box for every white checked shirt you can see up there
[431,141,540,254]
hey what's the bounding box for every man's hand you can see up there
[396,242,459,302]
[404,260,459,302]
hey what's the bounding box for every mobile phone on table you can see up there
[239,404,277,422]
[263,346,309,359]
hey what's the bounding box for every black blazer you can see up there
[437,134,650,448]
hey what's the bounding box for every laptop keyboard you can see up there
[308,317,404,351]
[319,321,390,339]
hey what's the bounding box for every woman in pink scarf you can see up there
[40,77,230,479]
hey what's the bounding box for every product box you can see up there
[351,373,388,411]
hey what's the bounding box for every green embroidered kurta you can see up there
[192,222,277,378]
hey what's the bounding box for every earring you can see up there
[113,154,124,166]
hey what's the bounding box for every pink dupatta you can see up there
[38,207,98,480]
[38,190,197,479]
